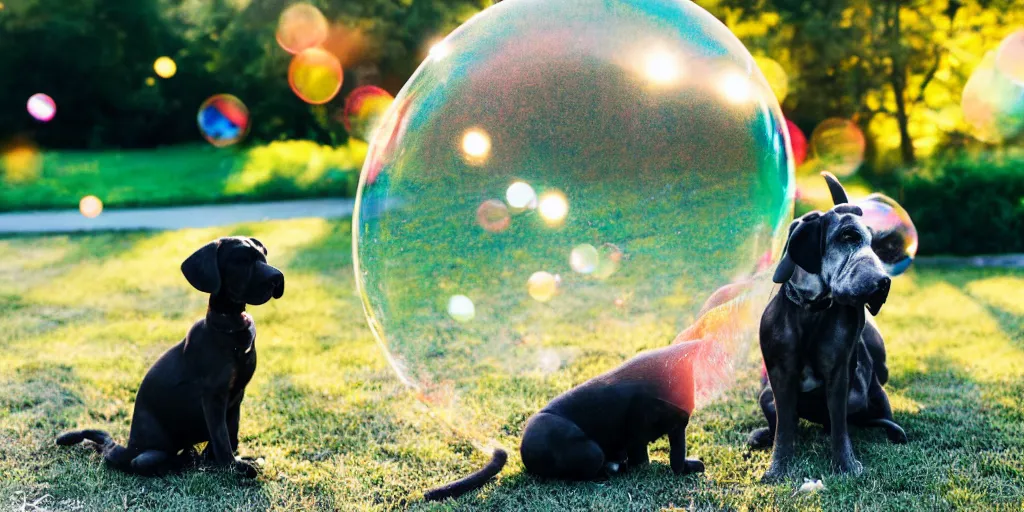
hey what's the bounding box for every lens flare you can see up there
[289,47,343,105]
[2,144,42,184]
[506,181,537,210]
[719,70,752,104]
[527,271,559,302]
[537,191,568,226]
[79,195,103,219]
[644,49,681,85]
[197,94,250,147]
[447,295,476,323]
[476,199,511,233]
[27,93,56,122]
[276,2,329,54]
[153,57,177,79]
[461,128,492,164]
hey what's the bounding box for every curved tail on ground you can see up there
[56,429,115,451]
[423,448,508,502]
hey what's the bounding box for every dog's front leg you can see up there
[825,359,862,475]
[763,354,800,481]
[202,394,257,478]
[668,422,704,474]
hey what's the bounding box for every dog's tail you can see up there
[56,429,115,452]
[423,449,508,502]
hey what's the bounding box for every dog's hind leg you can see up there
[858,379,907,444]
[747,386,777,449]
[520,412,605,480]
[128,450,175,476]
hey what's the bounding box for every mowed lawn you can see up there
[0,141,365,213]
[0,219,1022,511]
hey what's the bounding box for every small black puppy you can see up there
[56,236,284,477]
[424,339,711,501]
[754,173,906,481]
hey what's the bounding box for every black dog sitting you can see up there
[753,173,906,481]
[56,236,284,477]
[424,339,712,501]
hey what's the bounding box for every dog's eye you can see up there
[841,231,862,244]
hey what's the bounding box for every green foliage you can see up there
[895,156,1024,255]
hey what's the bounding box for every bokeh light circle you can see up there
[27,93,56,122]
[2,143,42,184]
[753,56,788,103]
[476,199,511,233]
[197,94,250,147]
[447,295,476,323]
[276,2,329,55]
[342,86,395,141]
[856,193,918,276]
[289,47,343,105]
[79,195,103,219]
[810,118,865,177]
[996,29,1024,85]
[153,57,177,79]
[353,0,793,449]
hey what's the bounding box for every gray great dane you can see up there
[752,173,907,481]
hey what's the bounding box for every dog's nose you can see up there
[876,276,891,293]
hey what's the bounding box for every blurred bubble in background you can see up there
[27,93,56,122]
[810,117,865,177]
[276,2,329,55]
[197,94,250,147]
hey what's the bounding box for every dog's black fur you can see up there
[753,173,906,481]
[424,339,710,501]
[56,236,284,477]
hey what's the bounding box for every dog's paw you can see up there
[747,428,773,450]
[230,459,261,478]
[683,458,705,474]
[887,425,908,444]
[835,458,863,476]
[761,462,791,483]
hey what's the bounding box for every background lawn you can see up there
[0,141,366,213]
[0,219,1022,511]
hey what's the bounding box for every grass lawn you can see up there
[1,219,1022,511]
[0,141,366,213]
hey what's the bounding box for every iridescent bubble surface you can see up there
[353,0,793,448]
[289,47,343,105]
[342,86,395,141]
[856,193,918,276]
[810,118,865,177]
[197,94,250,147]
[996,29,1024,85]
[27,93,55,122]
[961,50,1024,143]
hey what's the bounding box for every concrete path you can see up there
[0,198,356,235]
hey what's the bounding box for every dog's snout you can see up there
[876,276,891,293]
[270,271,285,299]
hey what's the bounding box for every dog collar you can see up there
[208,311,254,335]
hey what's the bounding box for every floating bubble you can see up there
[810,118,865,177]
[341,86,394,141]
[527,271,559,302]
[353,0,793,454]
[505,181,537,210]
[476,199,510,233]
[754,57,788,103]
[856,193,918,276]
[79,195,103,218]
[961,51,1024,143]
[569,244,599,274]
[289,47,343,105]
[27,93,55,122]
[1,143,42,184]
[447,295,475,323]
[786,118,807,166]
[996,29,1024,85]
[276,2,329,54]
[153,57,176,79]
[198,94,250,147]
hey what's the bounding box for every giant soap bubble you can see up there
[353,0,793,454]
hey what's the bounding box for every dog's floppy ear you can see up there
[249,237,268,256]
[821,171,850,205]
[773,212,824,283]
[182,240,222,294]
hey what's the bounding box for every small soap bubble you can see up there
[810,118,865,177]
[289,47,343,105]
[570,244,599,274]
[856,193,918,276]
[341,86,394,141]
[506,181,537,210]
[79,195,103,219]
[476,199,511,233]
[197,94,250,147]
[153,57,177,79]
[592,243,624,279]
[527,271,558,302]
[276,3,329,54]
[27,93,55,122]
[447,295,475,323]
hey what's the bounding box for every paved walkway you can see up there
[0,198,356,235]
